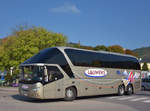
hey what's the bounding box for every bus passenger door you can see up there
[53,68,64,99]
[44,66,64,99]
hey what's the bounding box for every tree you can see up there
[80,45,94,50]
[67,42,94,50]
[0,26,67,76]
[108,45,125,54]
[142,62,149,71]
[125,49,138,57]
[94,45,109,51]
[0,38,2,45]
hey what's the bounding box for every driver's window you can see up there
[46,66,64,82]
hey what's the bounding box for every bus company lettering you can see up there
[85,69,107,77]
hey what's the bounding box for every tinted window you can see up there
[65,49,140,70]
[142,79,150,82]
[46,66,64,83]
[23,48,74,78]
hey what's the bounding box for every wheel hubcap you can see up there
[67,89,73,98]
[128,87,132,92]
[120,87,124,94]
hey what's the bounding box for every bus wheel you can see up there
[64,87,77,101]
[118,85,125,96]
[141,86,145,91]
[127,84,133,95]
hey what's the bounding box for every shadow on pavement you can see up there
[136,90,150,96]
[11,94,64,103]
[76,94,117,100]
[11,91,150,103]
[11,94,117,103]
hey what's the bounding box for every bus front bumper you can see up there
[19,83,44,99]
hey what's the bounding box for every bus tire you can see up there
[141,86,145,91]
[126,84,133,95]
[118,85,125,96]
[64,87,77,101]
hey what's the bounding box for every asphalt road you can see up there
[0,87,150,111]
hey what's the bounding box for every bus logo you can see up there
[85,69,107,77]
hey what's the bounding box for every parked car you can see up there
[141,78,150,90]
[0,80,5,86]
[11,83,19,87]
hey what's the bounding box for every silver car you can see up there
[142,78,150,90]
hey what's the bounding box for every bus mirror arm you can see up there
[44,66,48,75]
[44,66,48,82]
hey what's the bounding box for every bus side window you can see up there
[47,66,64,82]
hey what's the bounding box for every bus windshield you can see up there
[20,66,44,83]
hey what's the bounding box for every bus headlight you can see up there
[32,87,40,92]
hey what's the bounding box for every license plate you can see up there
[22,85,29,89]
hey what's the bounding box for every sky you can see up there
[0,0,150,50]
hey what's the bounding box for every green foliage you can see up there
[67,42,81,48]
[0,26,67,74]
[94,45,109,51]
[5,73,12,83]
[67,43,137,57]
[142,62,149,71]
[67,42,94,50]
[108,45,125,54]
[0,38,2,45]
[125,49,138,57]
[80,46,93,50]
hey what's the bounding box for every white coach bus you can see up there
[19,47,141,101]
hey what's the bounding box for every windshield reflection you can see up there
[20,66,44,83]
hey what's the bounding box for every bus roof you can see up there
[56,46,139,60]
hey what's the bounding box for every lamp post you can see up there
[10,67,14,76]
